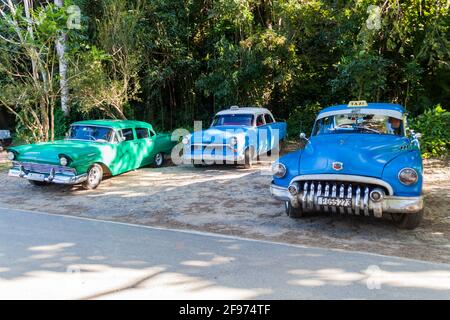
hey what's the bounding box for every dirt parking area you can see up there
[0,150,449,264]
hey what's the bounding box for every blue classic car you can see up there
[182,106,287,168]
[270,101,424,229]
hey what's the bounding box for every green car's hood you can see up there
[10,140,104,165]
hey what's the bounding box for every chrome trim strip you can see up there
[302,182,309,212]
[363,187,370,216]
[324,183,330,213]
[308,182,315,210]
[346,184,353,215]
[339,184,345,214]
[355,186,361,215]
[315,182,322,211]
[331,184,337,213]
[290,174,394,195]
[192,143,233,148]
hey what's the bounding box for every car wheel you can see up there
[285,201,304,218]
[244,148,253,169]
[392,210,423,230]
[154,152,165,167]
[28,180,48,187]
[82,164,103,190]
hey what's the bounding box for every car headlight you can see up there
[398,168,418,185]
[230,137,238,146]
[182,136,190,145]
[60,157,68,166]
[272,163,286,178]
[7,151,15,161]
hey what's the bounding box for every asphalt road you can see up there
[0,208,449,299]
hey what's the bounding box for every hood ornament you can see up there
[332,162,343,171]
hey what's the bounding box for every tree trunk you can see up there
[55,0,70,117]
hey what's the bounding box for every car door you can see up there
[263,113,276,152]
[115,128,140,173]
[255,114,268,155]
[135,127,155,167]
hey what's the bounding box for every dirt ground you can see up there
[0,148,449,264]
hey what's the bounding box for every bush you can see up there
[410,105,450,158]
[286,103,322,139]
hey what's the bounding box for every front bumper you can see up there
[8,167,87,185]
[270,182,423,217]
[183,153,245,163]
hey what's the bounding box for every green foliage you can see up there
[410,105,450,158]
[1,0,449,159]
[287,103,322,138]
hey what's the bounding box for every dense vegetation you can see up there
[0,0,449,156]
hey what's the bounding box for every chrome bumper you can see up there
[183,153,245,163]
[8,167,87,185]
[270,182,423,217]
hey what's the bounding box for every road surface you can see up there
[0,208,449,299]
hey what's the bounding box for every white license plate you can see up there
[317,197,352,207]
[28,173,45,182]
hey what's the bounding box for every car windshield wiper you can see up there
[353,125,381,134]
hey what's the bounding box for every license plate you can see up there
[27,173,45,182]
[317,197,352,207]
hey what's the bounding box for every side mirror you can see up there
[299,132,308,141]
[409,129,422,140]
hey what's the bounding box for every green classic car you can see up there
[7,120,176,189]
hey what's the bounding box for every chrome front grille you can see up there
[190,144,233,155]
[13,162,76,175]
[292,180,388,216]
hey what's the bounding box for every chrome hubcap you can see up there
[155,153,163,165]
[88,167,100,184]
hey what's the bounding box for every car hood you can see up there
[190,126,252,144]
[11,140,103,165]
[300,134,410,178]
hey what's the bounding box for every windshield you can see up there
[212,114,254,127]
[313,114,404,136]
[68,125,113,142]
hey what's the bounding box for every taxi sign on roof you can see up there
[348,100,368,107]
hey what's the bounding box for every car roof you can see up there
[319,103,405,115]
[317,103,406,120]
[71,120,153,130]
[216,106,272,116]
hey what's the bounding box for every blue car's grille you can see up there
[293,180,389,216]
[191,144,230,155]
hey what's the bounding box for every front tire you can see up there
[392,210,423,230]
[82,164,103,190]
[244,148,253,169]
[154,152,165,167]
[285,201,304,218]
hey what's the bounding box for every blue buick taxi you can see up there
[270,101,424,229]
[182,106,287,168]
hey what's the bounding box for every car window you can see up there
[312,114,404,136]
[264,114,274,124]
[212,114,254,126]
[121,128,135,141]
[256,114,265,127]
[68,125,113,143]
[136,128,149,139]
